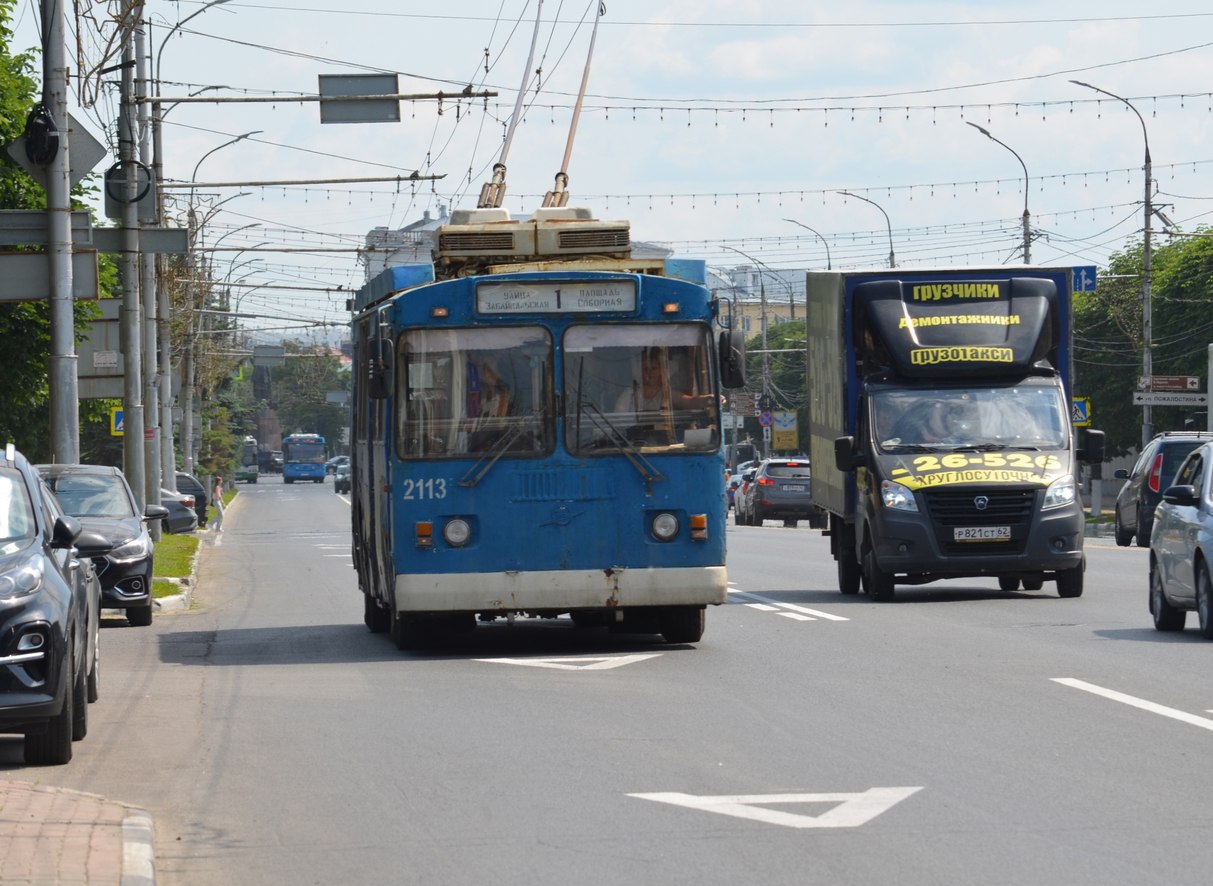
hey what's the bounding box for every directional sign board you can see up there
[1140,375,1201,392]
[1132,391,1208,406]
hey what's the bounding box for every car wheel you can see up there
[1022,577,1044,591]
[733,506,744,526]
[127,603,153,627]
[862,542,895,601]
[1135,506,1152,548]
[1056,562,1084,598]
[71,651,88,741]
[998,576,1020,591]
[1150,565,1185,631]
[661,606,705,644]
[1114,512,1133,547]
[87,631,100,704]
[25,654,74,765]
[784,519,798,528]
[1197,563,1213,640]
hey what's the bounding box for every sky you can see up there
[12,1,1213,337]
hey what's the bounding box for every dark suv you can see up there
[2,444,108,764]
[740,458,828,528]
[1114,431,1213,547]
[175,471,209,528]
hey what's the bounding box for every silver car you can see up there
[1149,440,1213,637]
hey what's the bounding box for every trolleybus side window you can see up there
[563,323,720,454]
[397,326,554,459]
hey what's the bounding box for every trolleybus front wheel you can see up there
[660,606,705,644]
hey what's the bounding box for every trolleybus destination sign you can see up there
[477,280,637,314]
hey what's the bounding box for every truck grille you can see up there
[923,488,1037,556]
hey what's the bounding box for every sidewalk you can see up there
[0,780,153,884]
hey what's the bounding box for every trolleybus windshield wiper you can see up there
[458,421,528,488]
[579,401,665,488]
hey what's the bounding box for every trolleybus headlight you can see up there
[443,518,471,547]
[1043,474,1077,510]
[652,512,680,541]
[880,479,919,512]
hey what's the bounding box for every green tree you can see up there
[268,341,349,445]
[741,319,809,453]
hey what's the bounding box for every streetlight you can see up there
[965,122,1032,264]
[1071,79,1153,446]
[782,219,831,269]
[837,191,895,268]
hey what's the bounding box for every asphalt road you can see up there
[5,478,1213,886]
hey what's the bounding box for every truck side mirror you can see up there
[718,327,747,390]
[1078,428,1104,466]
[834,435,863,471]
[366,339,393,400]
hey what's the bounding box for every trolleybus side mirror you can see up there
[718,327,747,389]
[1078,428,1104,466]
[367,339,393,400]
[834,435,863,471]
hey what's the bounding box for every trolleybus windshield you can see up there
[397,326,554,459]
[564,323,720,454]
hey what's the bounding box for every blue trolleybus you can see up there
[349,207,746,649]
[282,433,328,484]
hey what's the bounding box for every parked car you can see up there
[2,443,108,764]
[1115,431,1213,547]
[733,465,758,525]
[269,451,284,473]
[333,462,351,494]
[175,471,209,528]
[727,472,742,509]
[38,464,168,627]
[740,457,828,528]
[326,455,349,475]
[158,488,198,534]
[1148,440,1213,637]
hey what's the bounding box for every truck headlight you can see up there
[880,480,919,512]
[1043,475,1077,510]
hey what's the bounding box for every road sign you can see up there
[1132,391,1209,406]
[758,410,774,428]
[1071,397,1091,427]
[1139,375,1201,392]
[1071,265,1098,292]
[0,250,98,302]
[110,408,124,436]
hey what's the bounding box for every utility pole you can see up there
[118,2,146,507]
[42,0,79,462]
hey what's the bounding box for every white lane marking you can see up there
[745,603,781,612]
[1053,678,1213,732]
[629,787,923,829]
[476,654,662,670]
[778,612,815,622]
[730,589,849,621]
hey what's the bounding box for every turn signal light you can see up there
[415,521,433,548]
[690,513,708,541]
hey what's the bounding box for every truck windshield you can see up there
[872,385,1068,451]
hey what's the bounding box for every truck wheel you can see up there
[809,510,829,530]
[1113,513,1133,547]
[1151,565,1185,631]
[998,576,1020,591]
[784,519,798,528]
[1057,561,1084,598]
[862,544,895,601]
[661,606,705,644]
[838,555,861,595]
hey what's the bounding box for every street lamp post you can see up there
[1072,80,1153,446]
[782,218,831,269]
[965,121,1031,264]
[837,191,895,268]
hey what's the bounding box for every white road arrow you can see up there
[629,787,922,829]
[475,654,662,670]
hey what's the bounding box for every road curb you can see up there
[122,809,156,886]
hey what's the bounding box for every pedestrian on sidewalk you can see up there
[211,475,225,532]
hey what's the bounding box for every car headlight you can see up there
[109,536,151,563]
[651,512,680,541]
[1043,474,1077,510]
[880,480,919,512]
[443,518,471,547]
[0,554,44,600]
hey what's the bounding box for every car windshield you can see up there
[0,468,36,548]
[45,473,136,519]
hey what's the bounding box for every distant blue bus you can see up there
[282,433,327,483]
[349,208,746,650]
